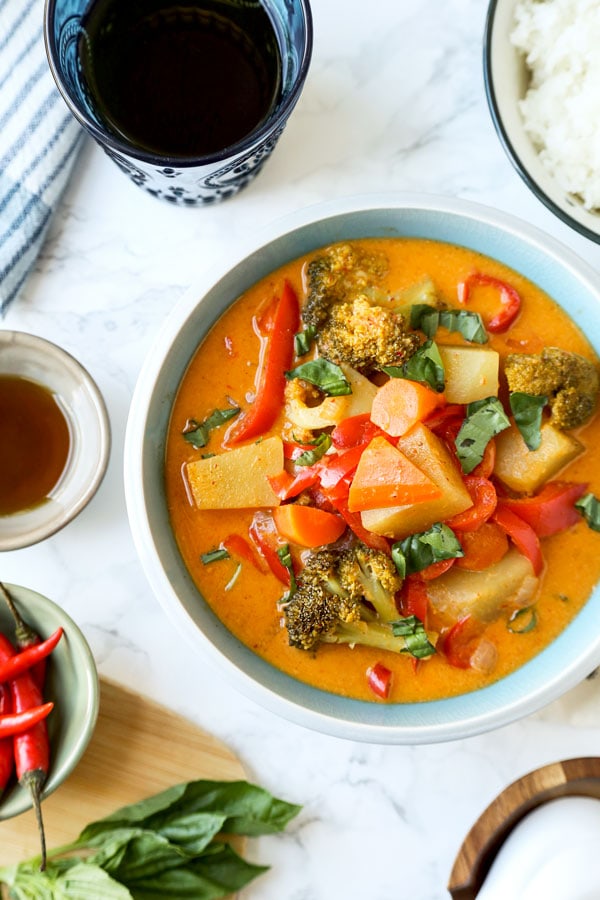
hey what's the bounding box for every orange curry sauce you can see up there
[165,238,600,703]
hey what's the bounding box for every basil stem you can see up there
[383,339,445,392]
[183,406,240,449]
[392,615,436,658]
[392,523,463,576]
[455,396,511,473]
[575,493,600,532]
[509,391,547,451]
[410,305,488,344]
[285,358,352,396]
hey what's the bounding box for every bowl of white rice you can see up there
[484,0,600,243]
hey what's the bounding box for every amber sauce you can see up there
[165,238,600,703]
[0,376,71,516]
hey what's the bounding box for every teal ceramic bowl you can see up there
[124,194,600,744]
[0,583,99,818]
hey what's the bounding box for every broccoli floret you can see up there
[303,244,388,329]
[282,546,435,659]
[317,296,421,374]
[505,347,599,429]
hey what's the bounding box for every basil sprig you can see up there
[392,615,436,659]
[575,493,600,532]
[383,339,445,393]
[285,358,352,396]
[294,433,332,466]
[392,523,463,577]
[411,304,488,344]
[455,396,511,473]
[510,391,547,451]
[0,780,301,899]
[182,406,240,449]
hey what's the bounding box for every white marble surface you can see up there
[4,0,600,897]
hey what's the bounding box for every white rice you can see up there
[511,0,600,210]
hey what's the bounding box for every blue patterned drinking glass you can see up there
[44,0,312,205]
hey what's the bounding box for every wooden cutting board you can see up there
[0,678,247,864]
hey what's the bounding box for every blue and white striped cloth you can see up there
[0,0,84,311]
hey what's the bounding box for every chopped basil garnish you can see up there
[383,339,445,392]
[510,391,547,451]
[507,605,537,634]
[392,615,436,659]
[285,358,352,396]
[294,324,317,356]
[277,543,297,600]
[575,493,600,532]
[392,523,463,576]
[182,406,240,449]
[200,547,230,564]
[455,396,510,473]
[294,433,332,466]
[411,305,488,344]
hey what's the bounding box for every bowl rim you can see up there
[0,330,111,551]
[124,192,600,743]
[483,0,600,246]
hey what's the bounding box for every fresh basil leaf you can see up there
[277,544,297,602]
[285,358,352,396]
[507,606,538,634]
[393,523,463,575]
[575,493,600,532]
[90,830,185,881]
[411,305,488,344]
[294,433,332,466]
[1,859,133,900]
[200,548,230,565]
[383,339,445,392]
[509,391,547,451]
[455,396,510,473]
[391,545,406,580]
[392,615,436,659]
[182,407,240,449]
[294,325,317,356]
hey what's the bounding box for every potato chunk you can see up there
[186,436,283,509]
[438,345,499,404]
[285,363,377,430]
[427,548,538,623]
[494,423,583,494]
[360,423,472,538]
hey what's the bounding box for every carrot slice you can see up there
[371,379,445,437]
[347,436,441,512]
[455,522,509,571]
[273,504,346,548]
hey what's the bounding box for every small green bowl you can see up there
[0,583,99,820]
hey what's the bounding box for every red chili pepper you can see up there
[0,702,54,737]
[0,583,47,690]
[222,534,267,573]
[497,482,588,538]
[0,685,13,793]
[493,505,544,576]
[446,476,497,532]
[228,281,300,444]
[457,271,522,333]
[366,662,393,699]
[0,632,50,869]
[0,627,63,684]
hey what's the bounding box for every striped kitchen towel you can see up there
[0,0,84,312]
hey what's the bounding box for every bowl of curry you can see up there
[125,194,600,743]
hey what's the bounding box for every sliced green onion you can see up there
[200,548,230,565]
[575,492,600,532]
[510,391,547,451]
[392,523,463,576]
[507,606,537,634]
[392,615,436,658]
[182,406,240,449]
[383,339,445,392]
[285,358,352,396]
[455,396,511,473]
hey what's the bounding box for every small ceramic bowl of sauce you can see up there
[0,331,110,550]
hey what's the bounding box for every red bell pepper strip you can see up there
[0,627,63,684]
[446,476,497,532]
[493,505,543,575]
[497,482,588,538]
[420,558,456,581]
[317,445,365,490]
[248,512,292,585]
[457,272,522,333]
[325,493,391,553]
[439,616,482,669]
[399,575,429,623]
[228,281,300,444]
[331,414,386,449]
[471,437,496,479]
[222,534,267,573]
[366,662,393,699]
[268,468,321,501]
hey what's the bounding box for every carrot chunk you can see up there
[273,504,346,548]
[371,379,445,437]
[347,436,441,512]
